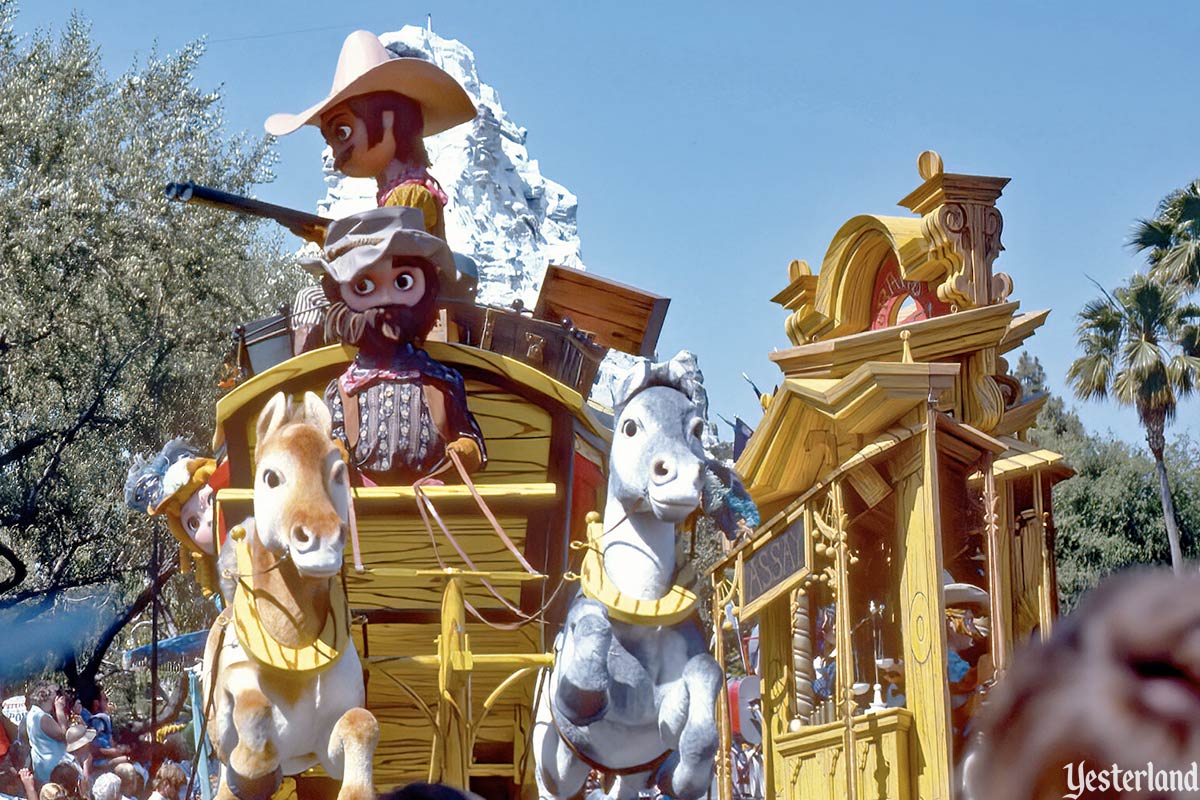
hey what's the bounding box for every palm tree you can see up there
[1067,273,1200,574]
[1129,180,1200,287]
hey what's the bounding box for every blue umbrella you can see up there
[122,630,209,672]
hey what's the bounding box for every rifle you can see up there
[164,182,332,243]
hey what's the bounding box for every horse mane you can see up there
[254,392,333,461]
[613,350,708,420]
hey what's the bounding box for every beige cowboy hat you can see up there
[942,570,991,611]
[265,30,476,138]
[64,722,97,753]
[301,206,458,285]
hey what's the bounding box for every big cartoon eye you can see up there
[352,277,376,295]
[622,419,637,437]
[262,469,283,488]
[335,124,352,142]
[186,515,200,532]
[395,273,415,291]
[690,419,704,439]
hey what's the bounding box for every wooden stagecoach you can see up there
[207,268,668,799]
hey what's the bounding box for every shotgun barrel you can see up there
[164,182,332,243]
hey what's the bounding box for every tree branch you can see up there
[80,560,178,680]
[19,336,153,525]
[0,430,54,469]
[0,565,158,607]
[0,539,27,594]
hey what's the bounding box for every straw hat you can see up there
[265,30,476,138]
[302,206,457,285]
[64,722,97,753]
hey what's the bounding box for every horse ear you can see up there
[256,392,290,454]
[300,391,333,437]
[613,360,651,409]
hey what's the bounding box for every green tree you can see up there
[1011,352,1200,608]
[1015,352,1086,443]
[1130,180,1200,287]
[0,6,301,695]
[1065,275,1200,573]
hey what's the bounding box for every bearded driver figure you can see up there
[307,206,486,485]
[266,30,476,241]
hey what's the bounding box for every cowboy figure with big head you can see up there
[266,30,476,242]
[306,205,486,485]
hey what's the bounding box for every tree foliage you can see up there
[1065,272,1200,571]
[1130,179,1200,287]
[0,5,301,684]
[1016,353,1200,608]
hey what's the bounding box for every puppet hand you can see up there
[446,437,482,474]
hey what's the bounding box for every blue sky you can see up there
[22,1,1200,448]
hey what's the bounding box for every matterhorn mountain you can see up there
[315,24,633,404]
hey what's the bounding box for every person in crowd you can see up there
[23,686,68,785]
[76,686,128,770]
[968,568,1200,799]
[0,767,22,800]
[60,724,95,779]
[91,772,123,800]
[145,763,185,800]
[15,769,36,800]
[35,785,64,800]
[113,762,144,800]
[45,762,82,800]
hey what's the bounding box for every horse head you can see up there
[610,383,706,524]
[252,391,350,579]
[610,350,710,524]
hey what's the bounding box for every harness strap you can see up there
[411,449,571,631]
[338,384,360,451]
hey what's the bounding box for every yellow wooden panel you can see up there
[357,621,542,657]
[346,513,539,610]
[777,708,913,800]
[353,622,545,787]
[462,383,551,485]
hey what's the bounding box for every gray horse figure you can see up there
[534,352,726,800]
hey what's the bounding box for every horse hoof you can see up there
[230,741,280,781]
[226,767,282,800]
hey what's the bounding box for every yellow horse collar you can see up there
[576,520,697,626]
[231,529,349,674]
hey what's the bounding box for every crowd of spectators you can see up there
[0,683,194,800]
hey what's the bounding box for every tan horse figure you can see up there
[202,392,377,800]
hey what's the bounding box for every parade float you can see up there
[124,26,1070,800]
[709,150,1072,800]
